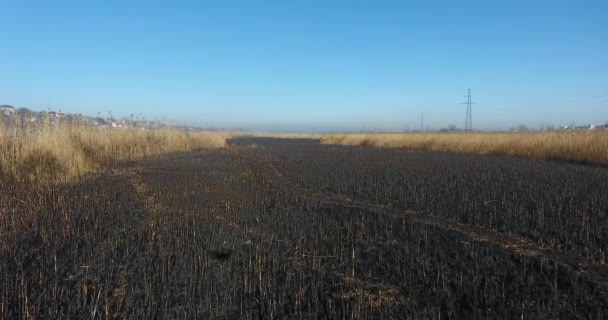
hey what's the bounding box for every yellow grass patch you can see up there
[0,116,231,184]
[319,131,608,164]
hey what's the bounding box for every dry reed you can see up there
[320,131,608,164]
[0,115,231,184]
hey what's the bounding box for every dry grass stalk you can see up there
[0,115,231,184]
[336,274,409,308]
[319,131,608,164]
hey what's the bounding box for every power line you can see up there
[462,89,475,132]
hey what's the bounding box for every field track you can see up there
[2,137,608,318]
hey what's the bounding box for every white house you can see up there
[0,105,15,115]
[47,111,65,118]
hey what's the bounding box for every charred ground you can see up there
[1,137,607,319]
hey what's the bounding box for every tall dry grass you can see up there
[0,115,231,184]
[320,131,608,164]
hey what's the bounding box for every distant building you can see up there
[0,105,15,115]
[46,111,65,118]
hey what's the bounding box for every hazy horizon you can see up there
[1,0,607,132]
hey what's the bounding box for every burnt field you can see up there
[1,137,608,319]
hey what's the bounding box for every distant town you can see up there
[0,104,220,131]
[1,104,606,133]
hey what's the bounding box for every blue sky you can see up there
[1,0,607,131]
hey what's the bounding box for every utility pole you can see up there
[462,89,475,132]
[420,113,424,132]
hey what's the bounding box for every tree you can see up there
[17,107,32,114]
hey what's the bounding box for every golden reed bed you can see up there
[318,131,608,164]
[0,116,231,184]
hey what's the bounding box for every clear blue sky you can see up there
[1,0,607,131]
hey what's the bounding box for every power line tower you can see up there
[462,89,475,132]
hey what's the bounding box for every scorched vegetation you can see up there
[1,137,607,319]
